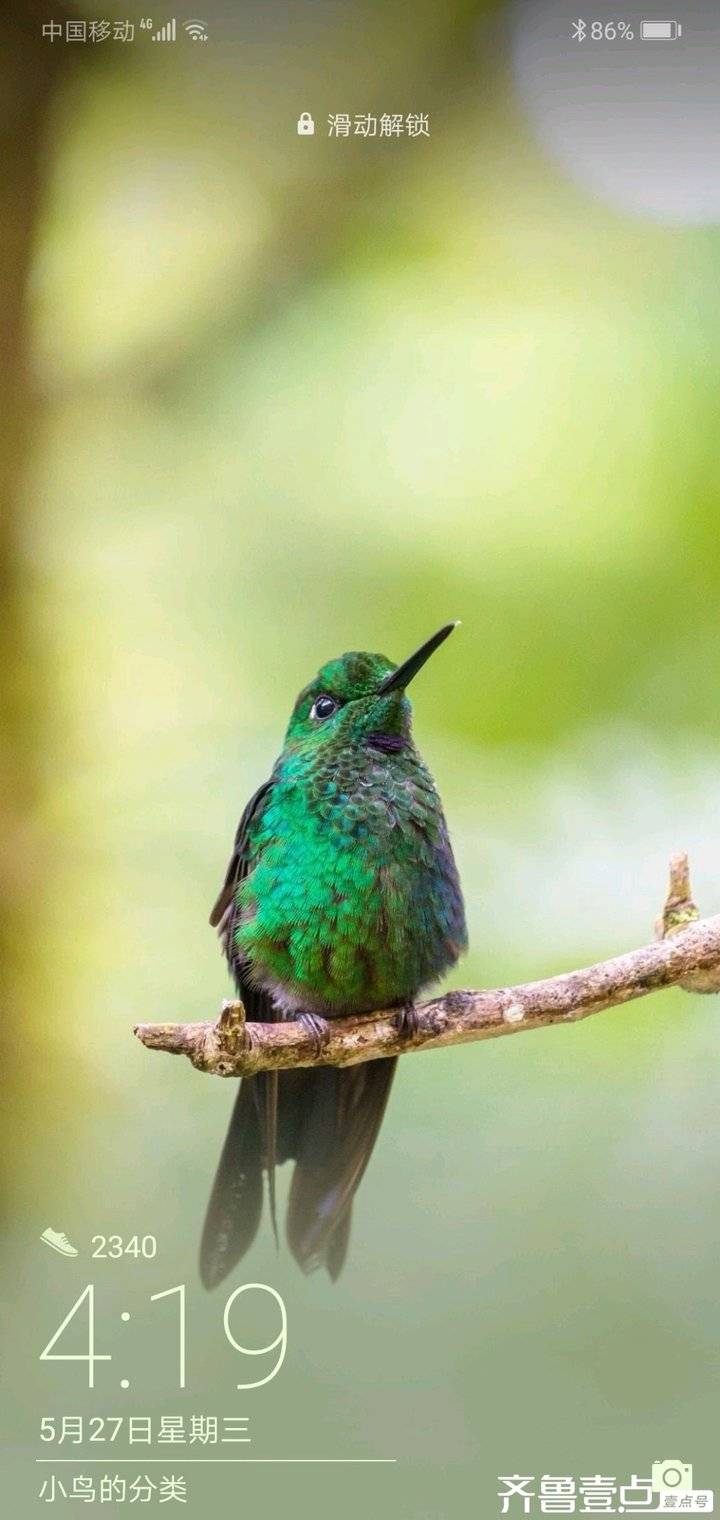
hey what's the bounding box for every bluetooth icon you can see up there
[571,17,587,41]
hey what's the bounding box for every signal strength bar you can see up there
[152,18,177,42]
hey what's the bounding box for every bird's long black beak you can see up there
[377,622,459,695]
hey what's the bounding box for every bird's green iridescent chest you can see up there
[234,744,466,1016]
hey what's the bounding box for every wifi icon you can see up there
[184,19,208,40]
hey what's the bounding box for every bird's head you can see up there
[284,623,459,755]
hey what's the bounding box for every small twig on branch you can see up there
[134,853,720,1078]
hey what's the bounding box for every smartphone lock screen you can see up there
[3,3,720,1518]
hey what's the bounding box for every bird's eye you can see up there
[310,693,338,721]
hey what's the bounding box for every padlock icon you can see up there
[297,111,315,136]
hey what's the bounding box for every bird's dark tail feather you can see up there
[199,1059,397,1289]
[286,1059,397,1278]
[265,1070,279,1247]
[199,1078,264,1291]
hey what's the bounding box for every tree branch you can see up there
[134,854,720,1077]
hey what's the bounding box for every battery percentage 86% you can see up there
[571,20,635,41]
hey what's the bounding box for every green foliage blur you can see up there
[4,3,720,1516]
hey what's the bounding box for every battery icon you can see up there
[640,20,682,39]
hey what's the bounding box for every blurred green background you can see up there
[3,2,720,1516]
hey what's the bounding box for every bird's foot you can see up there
[298,1010,332,1058]
[395,1002,420,1041]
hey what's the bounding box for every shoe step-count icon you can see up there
[41,1227,78,1258]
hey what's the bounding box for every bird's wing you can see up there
[209,778,273,930]
[200,777,278,1291]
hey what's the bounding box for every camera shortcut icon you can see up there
[651,1460,693,1493]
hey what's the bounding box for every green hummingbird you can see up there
[200,623,467,1287]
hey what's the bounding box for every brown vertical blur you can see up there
[0,7,70,1207]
